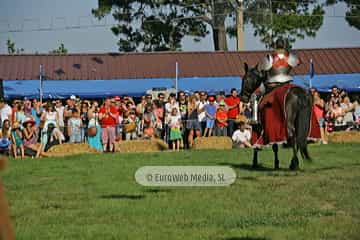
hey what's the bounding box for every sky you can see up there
[0,0,359,54]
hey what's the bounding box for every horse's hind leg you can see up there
[288,132,299,170]
[252,148,259,168]
[287,113,299,170]
[272,144,279,170]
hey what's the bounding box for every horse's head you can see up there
[240,63,265,103]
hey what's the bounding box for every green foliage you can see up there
[92,0,211,52]
[326,0,360,30]
[6,38,24,55]
[50,43,68,54]
[243,0,325,49]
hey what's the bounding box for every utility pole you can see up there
[236,0,244,51]
[230,0,244,51]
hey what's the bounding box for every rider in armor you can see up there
[250,38,301,122]
[260,38,301,92]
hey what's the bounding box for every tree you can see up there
[92,0,330,51]
[6,39,24,55]
[326,0,360,30]
[92,0,210,52]
[50,43,68,54]
[227,0,326,49]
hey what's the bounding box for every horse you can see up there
[240,63,313,170]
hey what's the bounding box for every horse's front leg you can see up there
[272,144,279,170]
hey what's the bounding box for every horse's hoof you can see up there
[289,164,299,171]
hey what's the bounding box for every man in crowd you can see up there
[225,88,241,137]
[99,98,118,152]
[64,95,78,140]
[232,121,252,148]
[197,91,208,135]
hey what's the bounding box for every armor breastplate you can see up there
[261,50,300,84]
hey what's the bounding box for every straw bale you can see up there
[116,139,168,153]
[192,137,232,150]
[45,143,99,157]
[328,131,360,143]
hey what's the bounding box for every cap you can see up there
[219,100,226,106]
[114,96,121,101]
[70,95,76,100]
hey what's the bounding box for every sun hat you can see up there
[22,117,36,127]
[70,95,76,100]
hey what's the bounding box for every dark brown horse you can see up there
[240,63,313,170]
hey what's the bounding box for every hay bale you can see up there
[116,139,168,153]
[328,131,360,143]
[45,143,99,157]
[192,136,232,150]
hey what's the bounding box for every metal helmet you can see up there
[274,38,285,49]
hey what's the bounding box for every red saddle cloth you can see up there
[252,83,321,146]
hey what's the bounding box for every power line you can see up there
[0,7,358,34]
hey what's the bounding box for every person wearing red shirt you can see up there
[215,101,228,136]
[99,98,118,152]
[225,88,241,137]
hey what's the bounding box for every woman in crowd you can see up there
[67,109,83,143]
[41,102,59,128]
[15,103,26,126]
[186,95,201,147]
[41,102,64,144]
[153,100,164,138]
[0,120,11,155]
[87,102,102,151]
[10,122,24,159]
[22,118,38,147]
[313,89,328,144]
[80,103,89,142]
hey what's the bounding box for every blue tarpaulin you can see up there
[3,73,360,99]
[3,76,241,99]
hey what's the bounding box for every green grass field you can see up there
[2,143,360,240]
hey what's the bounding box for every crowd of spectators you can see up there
[0,85,358,158]
[312,85,360,144]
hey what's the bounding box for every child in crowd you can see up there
[142,104,156,139]
[67,109,83,143]
[11,122,24,159]
[232,121,252,148]
[123,110,138,140]
[203,96,217,137]
[168,108,182,151]
[215,101,228,136]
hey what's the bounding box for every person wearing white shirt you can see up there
[0,99,12,127]
[232,122,252,148]
[197,91,208,134]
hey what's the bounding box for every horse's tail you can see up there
[296,90,312,161]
